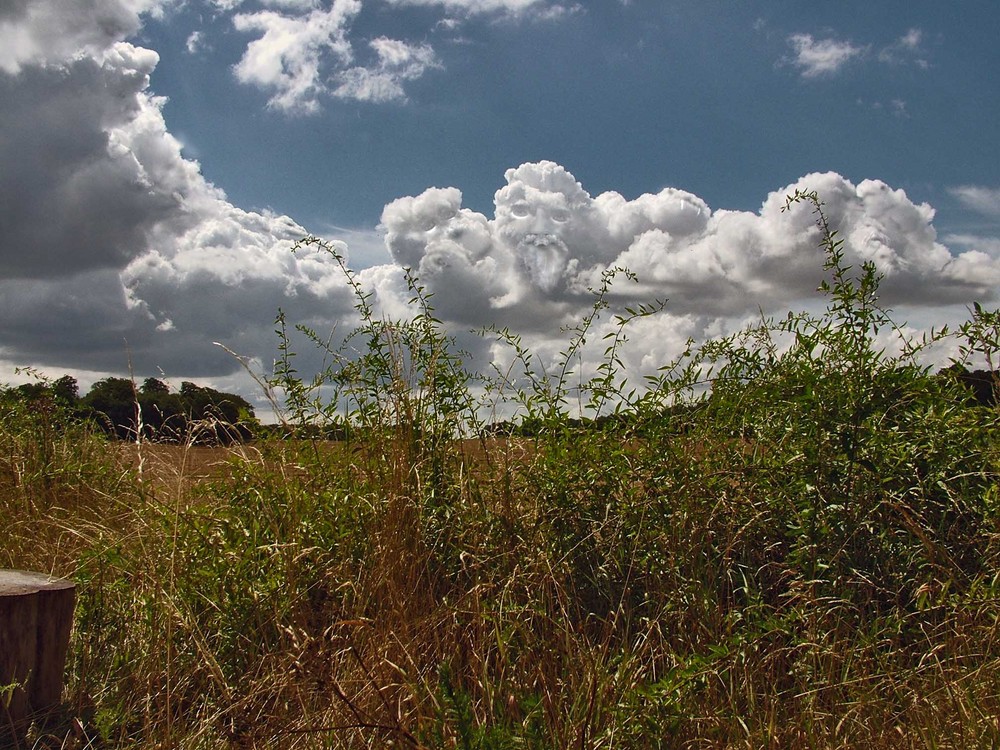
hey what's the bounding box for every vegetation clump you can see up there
[2,192,999,748]
[2,375,258,444]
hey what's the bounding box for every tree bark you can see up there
[0,570,75,743]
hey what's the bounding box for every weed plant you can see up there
[2,192,999,748]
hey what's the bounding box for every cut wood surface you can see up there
[0,570,75,741]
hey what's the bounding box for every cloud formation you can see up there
[783,26,931,81]
[386,0,573,18]
[0,0,165,73]
[334,37,440,103]
[376,161,1000,382]
[228,0,450,110]
[0,44,171,278]
[0,0,360,381]
[950,186,1000,218]
[382,161,999,314]
[878,28,929,69]
[232,1,359,113]
[3,1,998,405]
[226,0,572,110]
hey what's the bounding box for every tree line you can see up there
[1,375,258,444]
[2,364,995,445]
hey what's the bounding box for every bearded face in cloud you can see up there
[493,161,609,294]
[381,161,618,320]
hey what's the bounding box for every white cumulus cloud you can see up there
[374,162,1000,384]
[0,0,169,73]
[232,1,360,114]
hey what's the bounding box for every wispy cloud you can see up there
[944,234,1000,257]
[785,33,868,78]
[334,37,440,103]
[386,0,577,21]
[879,28,929,68]
[949,186,1000,218]
[185,30,205,54]
[784,27,931,81]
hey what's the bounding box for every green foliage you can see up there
[637,189,998,619]
[0,372,131,571]
[3,372,259,444]
[268,238,480,445]
[482,266,663,431]
[80,377,141,439]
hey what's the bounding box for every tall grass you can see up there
[2,192,999,748]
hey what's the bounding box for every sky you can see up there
[1,0,999,415]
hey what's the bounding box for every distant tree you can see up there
[82,377,138,439]
[939,364,999,407]
[52,375,79,406]
[179,381,257,443]
[141,377,170,395]
[13,382,50,402]
[961,369,999,407]
[139,391,186,441]
[77,376,257,443]
[0,382,54,426]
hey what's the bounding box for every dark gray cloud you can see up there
[0,3,362,382]
[0,271,146,369]
[0,46,176,278]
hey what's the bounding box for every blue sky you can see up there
[1,0,999,408]
[138,1,999,234]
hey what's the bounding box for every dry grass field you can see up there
[3,416,998,749]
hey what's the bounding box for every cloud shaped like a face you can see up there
[493,161,611,294]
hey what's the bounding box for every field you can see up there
[3,197,1000,748]
[4,408,999,749]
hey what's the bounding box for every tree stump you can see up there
[0,570,75,743]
